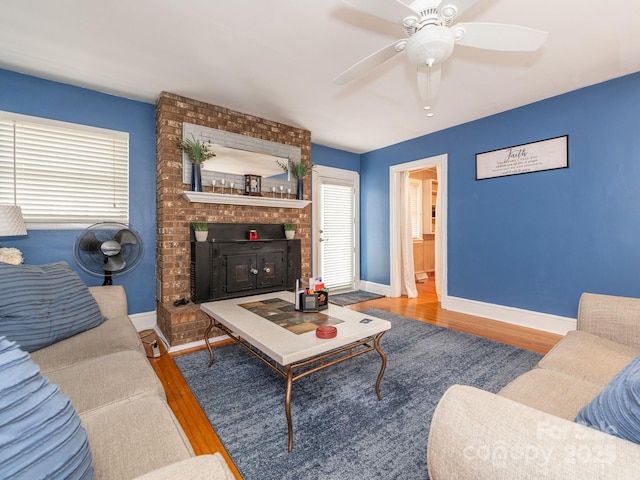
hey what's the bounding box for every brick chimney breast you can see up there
[156,92,311,347]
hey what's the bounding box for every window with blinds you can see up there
[0,112,129,227]
[320,182,355,292]
[409,179,422,239]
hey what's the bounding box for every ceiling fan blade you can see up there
[334,39,406,85]
[78,232,102,252]
[104,254,126,272]
[453,22,548,52]
[114,229,137,245]
[342,0,418,24]
[417,64,441,106]
[438,0,481,22]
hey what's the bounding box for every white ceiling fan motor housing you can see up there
[406,25,455,66]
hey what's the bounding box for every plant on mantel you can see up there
[276,158,316,199]
[178,134,216,192]
[177,134,216,164]
[276,159,315,179]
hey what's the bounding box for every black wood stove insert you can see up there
[190,223,301,303]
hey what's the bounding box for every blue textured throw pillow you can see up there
[0,261,106,352]
[575,354,640,443]
[0,336,93,479]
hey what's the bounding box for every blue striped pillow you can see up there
[0,336,93,479]
[0,262,106,352]
[575,354,640,444]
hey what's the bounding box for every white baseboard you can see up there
[441,295,576,336]
[167,334,230,354]
[129,310,157,332]
[127,309,229,354]
[359,280,392,297]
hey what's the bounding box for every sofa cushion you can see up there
[44,350,165,415]
[80,395,194,480]
[538,330,640,387]
[499,368,603,420]
[31,313,144,373]
[575,354,640,444]
[0,262,106,352]
[0,336,93,479]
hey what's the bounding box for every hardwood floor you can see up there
[348,279,563,355]
[149,280,563,478]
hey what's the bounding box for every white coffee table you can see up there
[200,291,391,451]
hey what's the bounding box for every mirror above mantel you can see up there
[181,122,300,194]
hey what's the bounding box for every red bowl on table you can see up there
[316,326,337,339]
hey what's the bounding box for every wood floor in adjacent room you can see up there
[148,279,563,479]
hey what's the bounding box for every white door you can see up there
[312,166,359,292]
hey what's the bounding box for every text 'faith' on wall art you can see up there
[475,135,568,180]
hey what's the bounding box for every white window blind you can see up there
[0,112,129,226]
[320,182,355,291]
[409,179,422,239]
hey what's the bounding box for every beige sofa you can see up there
[29,285,234,480]
[427,292,640,479]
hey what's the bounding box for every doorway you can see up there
[312,165,360,292]
[389,154,447,299]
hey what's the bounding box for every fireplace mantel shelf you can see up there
[181,191,311,209]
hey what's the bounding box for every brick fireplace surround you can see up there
[156,92,312,347]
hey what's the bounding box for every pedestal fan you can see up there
[73,222,144,285]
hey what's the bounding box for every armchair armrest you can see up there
[88,285,128,319]
[132,454,235,480]
[577,293,640,348]
[427,385,640,480]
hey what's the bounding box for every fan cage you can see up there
[73,222,144,280]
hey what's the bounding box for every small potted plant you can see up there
[283,223,296,240]
[178,134,216,192]
[276,158,316,199]
[192,222,209,242]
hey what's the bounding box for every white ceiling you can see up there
[1,0,640,154]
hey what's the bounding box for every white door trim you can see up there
[389,154,448,298]
[312,165,360,289]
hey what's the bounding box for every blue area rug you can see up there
[174,309,541,479]
[328,290,384,306]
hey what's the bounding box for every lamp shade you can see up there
[0,205,27,237]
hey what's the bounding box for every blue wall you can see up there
[360,72,640,318]
[0,69,156,314]
[4,67,639,320]
[311,143,360,172]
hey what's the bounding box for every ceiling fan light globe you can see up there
[406,26,455,66]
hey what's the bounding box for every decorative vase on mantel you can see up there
[191,163,202,192]
[296,178,304,200]
[275,158,316,201]
[177,133,215,193]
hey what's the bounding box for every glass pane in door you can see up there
[320,182,355,291]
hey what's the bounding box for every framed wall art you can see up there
[476,135,568,180]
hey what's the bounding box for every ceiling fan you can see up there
[334,0,548,114]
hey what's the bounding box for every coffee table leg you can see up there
[374,332,387,400]
[285,366,294,452]
[204,316,215,368]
